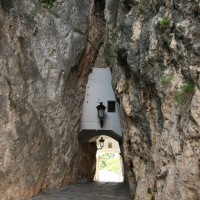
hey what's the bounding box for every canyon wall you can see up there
[0,0,99,199]
[109,0,200,199]
[0,0,199,200]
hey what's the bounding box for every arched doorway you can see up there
[94,135,124,182]
[78,67,125,183]
[78,131,124,183]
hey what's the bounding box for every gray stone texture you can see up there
[110,0,200,200]
[0,0,200,200]
[78,143,97,183]
[0,0,90,199]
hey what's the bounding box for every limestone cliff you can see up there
[0,0,199,200]
[109,0,200,199]
[0,0,95,199]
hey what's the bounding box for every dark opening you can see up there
[108,101,116,112]
[94,0,105,12]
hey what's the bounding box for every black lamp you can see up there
[98,137,105,150]
[96,102,106,127]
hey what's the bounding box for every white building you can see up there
[79,68,122,143]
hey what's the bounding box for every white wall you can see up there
[80,68,122,138]
[96,136,120,153]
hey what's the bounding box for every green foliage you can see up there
[175,82,195,105]
[38,0,56,8]
[0,0,13,12]
[106,158,119,173]
[99,153,110,170]
[104,44,117,59]
[160,74,173,85]
[99,153,119,174]
[147,187,155,200]
[157,17,170,30]
[147,187,152,194]
[100,160,107,169]
[151,196,155,200]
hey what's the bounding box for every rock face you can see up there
[0,0,199,200]
[109,0,200,199]
[0,1,93,199]
[78,142,97,183]
[0,0,108,198]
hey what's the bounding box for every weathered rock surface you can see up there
[0,0,93,199]
[78,142,97,183]
[0,0,200,200]
[109,0,200,199]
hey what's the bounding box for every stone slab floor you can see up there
[30,182,132,200]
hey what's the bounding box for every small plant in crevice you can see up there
[175,82,195,105]
[147,187,152,194]
[160,74,173,85]
[147,187,155,200]
[38,0,56,8]
[151,196,155,200]
[156,17,170,30]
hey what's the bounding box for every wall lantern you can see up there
[98,137,105,150]
[96,102,106,127]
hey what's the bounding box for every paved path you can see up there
[31,182,132,200]
[98,170,123,182]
